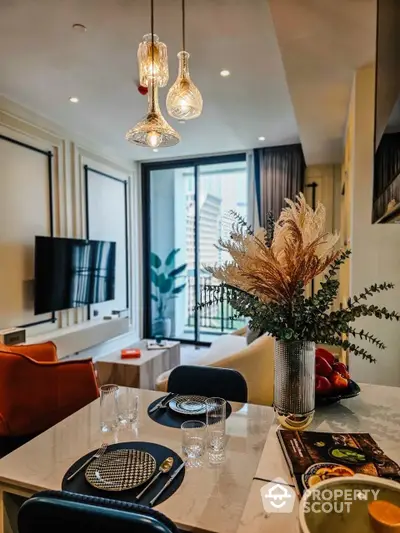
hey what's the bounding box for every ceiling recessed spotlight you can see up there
[153,148,159,153]
[72,23,87,32]
[179,120,185,124]
[258,136,266,141]
[69,97,79,103]
[220,70,230,77]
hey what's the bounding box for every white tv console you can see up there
[24,317,131,360]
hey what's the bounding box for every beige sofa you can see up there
[156,330,343,406]
[156,332,275,406]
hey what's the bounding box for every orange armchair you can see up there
[0,342,99,438]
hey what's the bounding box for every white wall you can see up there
[346,66,400,386]
[0,98,141,342]
[87,167,128,318]
[304,164,342,303]
[0,139,52,328]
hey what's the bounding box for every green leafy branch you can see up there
[195,253,399,363]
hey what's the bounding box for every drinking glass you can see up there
[181,420,206,466]
[206,397,226,462]
[117,388,139,424]
[100,384,119,432]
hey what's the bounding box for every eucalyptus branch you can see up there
[346,327,386,350]
[347,282,395,308]
[228,210,254,235]
[265,212,275,248]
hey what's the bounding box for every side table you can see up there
[95,340,180,390]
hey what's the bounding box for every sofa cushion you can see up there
[156,335,247,393]
[198,335,247,366]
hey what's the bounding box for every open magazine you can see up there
[277,430,400,496]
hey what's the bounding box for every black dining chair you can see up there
[18,490,179,533]
[167,365,248,403]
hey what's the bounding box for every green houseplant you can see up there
[198,194,399,427]
[151,248,187,337]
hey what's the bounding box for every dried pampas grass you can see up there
[206,193,341,304]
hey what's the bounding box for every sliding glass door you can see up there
[143,154,247,345]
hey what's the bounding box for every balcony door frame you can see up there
[142,152,246,346]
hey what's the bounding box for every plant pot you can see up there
[274,340,315,430]
[152,317,172,338]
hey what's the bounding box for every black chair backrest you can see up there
[167,365,248,403]
[18,491,178,533]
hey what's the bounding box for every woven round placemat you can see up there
[62,441,185,507]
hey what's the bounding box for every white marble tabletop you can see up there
[1,384,399,533]
[0,388,274,533]
[240,383,400,533]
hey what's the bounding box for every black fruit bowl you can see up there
[316,379,361,406]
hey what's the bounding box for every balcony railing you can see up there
[186,276,246,334]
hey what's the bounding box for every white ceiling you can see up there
[269,0,376,164]
[0,0,377,164]
[0,0,300,163]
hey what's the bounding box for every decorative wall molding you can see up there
[0,98,139,338]
[84,164,130,319]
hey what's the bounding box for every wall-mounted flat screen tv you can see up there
[34,236,116,314]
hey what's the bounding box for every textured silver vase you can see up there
[274,340,315,430]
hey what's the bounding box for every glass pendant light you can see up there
[166,0,203,120]
[137,33,169,88]
[125,82,180,148]
[126,2,180,149]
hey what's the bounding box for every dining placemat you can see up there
[62,441,185,507]
[147,396,232,428]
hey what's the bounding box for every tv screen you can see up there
[34,236,116,315]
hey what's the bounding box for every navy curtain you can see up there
[254,144,305,223]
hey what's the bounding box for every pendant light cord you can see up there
[150,0,155,110]
[182,0,186,51]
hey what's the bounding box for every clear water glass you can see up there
[100,384,119,432]
[181,420,206,466]
[206,397,226,462]
[117,388,139,424]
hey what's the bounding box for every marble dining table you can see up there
[0,384,399,533]
[0,388,274,533]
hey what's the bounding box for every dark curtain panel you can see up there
[374,132,400,201]
[254,144,305,222]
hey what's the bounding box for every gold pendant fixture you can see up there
[167,0,203,120]
[126,0,180,148]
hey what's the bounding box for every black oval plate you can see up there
[316,379,361,406]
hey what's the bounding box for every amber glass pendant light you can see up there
[137,33,169,88]
[126,0,180,148]
[125,83,180,148]
[166,0,203,120]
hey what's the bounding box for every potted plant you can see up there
[199,194,399,428]
[151,249,187,338]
